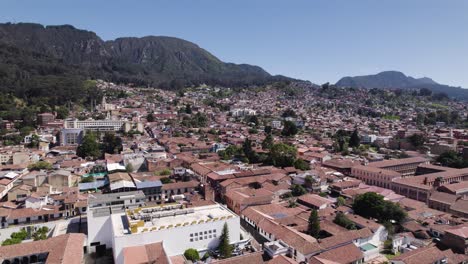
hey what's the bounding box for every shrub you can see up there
[184,248,200,261]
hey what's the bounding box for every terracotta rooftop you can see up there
[123,241,169,264]
[310,243,363,264]
[0,234,85,264]
[367,157,428,168]
[392,246,448,264]
[213,252,265,264]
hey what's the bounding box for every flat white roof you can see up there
[113,204,237,236]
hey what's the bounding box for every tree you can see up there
[333,212,356,230]
[349,129,360,148]
[384,239,393,254]
[246,115,259,126]
[282,109,297,118]
[291,184,307,197]
[185,104,192,114]
[27,134,40,148]
[159,168,172,176]
[294,159,310,171]
[269,143,297,168]
[32,226,49,241]
[28,161,52,171]
[282,120,298,137]
[262,133,274,150]
[336,197,346,206]
[55,106,69,119]
[20,126,34,137]
[160,177,173,184]
[125,163,134,173]
[308,210,320,238]
[101,133,123,154]
[146,112,155,122]
[288,199,298,208]
[184,248,200,261]
[218,223,233,258]
[77,132,101,160]
[352,192,406,223]
[436,150,468,168]
[407,134,426,148]
[218,145,242,160]
[264,125,272,134]
[304,175,314,188]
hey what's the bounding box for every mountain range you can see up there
[0,22,466,100]
[336,71,468,100]
[0,22,289,89]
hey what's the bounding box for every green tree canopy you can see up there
[352,192,406,223]
[333,212,356,230]
[270,143,297,168]
[28,161,53,171]
[146,112,155,122]
[101,132,123,154]
[349,129,361,148]
[308,209,320,238]
[184,248,200,261]
[76,132,101,160]
[407,133,426,148]
[262,133,274,150]
[294,159,310,171]
[281,120,298,137]
[290,184,307,196]
[436,150,468,168]
[218,223,233,258]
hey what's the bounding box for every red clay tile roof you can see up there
[392,246,448,264]
[213,251,264,264]
[310,243,363,264]
[123,241,169,264]
[367,157,428,168]
[297,194,333,209]
[0,234,85,264]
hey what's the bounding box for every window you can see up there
[204,236,207,239]
[190,233,193,237]
[199,232,203,235]
[204,231,207,234]
[209,230,212,233]
[190,239,193,242]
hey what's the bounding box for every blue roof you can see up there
[136,180,162,189]
[79,180,107,191]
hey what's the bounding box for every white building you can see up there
[87,191,243,264]
[64,119,126,131]
[230,108,256,117]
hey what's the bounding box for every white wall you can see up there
[112,216,240,264]
[87,213,114,252]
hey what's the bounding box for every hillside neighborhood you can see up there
[0,80,467,264]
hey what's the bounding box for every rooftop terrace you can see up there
[113,203,237,236]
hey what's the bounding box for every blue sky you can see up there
[1,0,468,87]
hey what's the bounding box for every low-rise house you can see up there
[297,194,334,210]
[0,233,85,264]
[225,187,274,214]
[47,170,73,191]
[441,225,468,254]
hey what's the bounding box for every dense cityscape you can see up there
[1,1,468,264]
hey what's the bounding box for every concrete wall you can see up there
[112,216,240,264]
